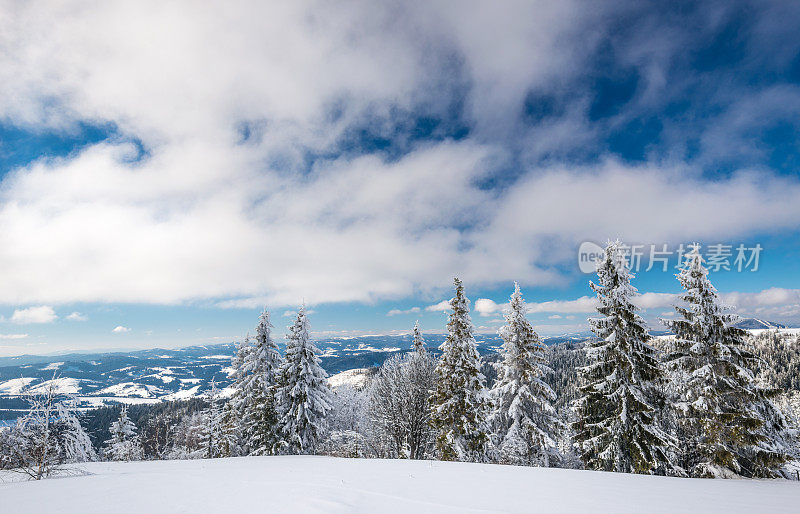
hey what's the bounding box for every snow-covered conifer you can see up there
[662,244,792,478]
[573,241,672,474]
[488,282,562,467]
[226,309,284,456]
[103,405,143,462]
[411,321,426,354]
[198,380,230,459]
[429,278,489,462]
[276,306,332,454]
[56,398,97,463]
[227,333,253,455]
[243,308,283,455]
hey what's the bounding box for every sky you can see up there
[0,1,799,355]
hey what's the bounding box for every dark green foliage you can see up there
[80,399,207,457]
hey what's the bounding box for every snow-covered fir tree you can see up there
[488,282,563,467]
[199,380,230,459]
[573,241,672,474]
[103,405,143,462]
[276,306,332,455]
[56,398,97,463]
[218,400,241,458]
[227,332,254,455]
[662,244,792,478]
[411,321,426,354]
[429,278,489,462]
[243,308,283,455]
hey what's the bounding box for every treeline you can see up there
[2,242,798,480]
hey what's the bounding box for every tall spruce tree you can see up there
[572,241,672,474]
[488,282,562,467]
[276,306,332,455]
[662,244,791,478]
[429,278,489,462]
[411,321,426,354]
[244,308,283,455]
[228,333,254,455]
[199,380,229,459]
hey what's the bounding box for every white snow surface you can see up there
[1,456,798,513]
[0,377,36,394]
[27,377,82,395]
[92,382,165,398]
[162,384,201,401]
[327,368,372,390]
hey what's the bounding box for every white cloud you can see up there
[10,306,57,324]
[112,325,131,333]
[0,333,28,340]
[721,288,800,321]
[65,312,88,321]
[497,288,800,324]
[526,296,598,314]
[548,314,562,319]
[425,301,451,312]
[0,4,798,310]
[387,307,421,317]
[474,298,501,317]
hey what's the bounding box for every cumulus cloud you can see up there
[426,301,451,312]
[112,325,131,333]
[721,288,800,320]
[10,306,57,324]
[65,312,88,321]
[0,2,797,310]
[474,298,501,317]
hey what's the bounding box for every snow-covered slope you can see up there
[327,367,374,389]
[735,318,787,330]
[1,456,798,513]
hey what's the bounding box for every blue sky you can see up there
[1,1,799,355]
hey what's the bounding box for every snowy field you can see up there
[2,456,799,513]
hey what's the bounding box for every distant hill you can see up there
[0,333,587,418]
[734,318,788,330]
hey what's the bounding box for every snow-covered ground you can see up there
[0,377,37,394]
[328,368,372,389]
[2,456,799,513]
